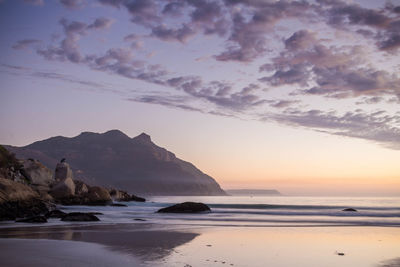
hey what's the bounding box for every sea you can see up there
[2,196,395,228]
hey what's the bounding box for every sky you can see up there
[0,0,399,196]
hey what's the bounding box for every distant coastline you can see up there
[226,189,281,196]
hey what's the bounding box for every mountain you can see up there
[226,189,281,196]
[5,130,226,196]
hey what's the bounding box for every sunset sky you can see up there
[0,0,399,196]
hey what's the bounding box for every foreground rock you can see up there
[61,212,100,221]
[16,215,47,223]
[157,202,211,213]
[0,177,51,220]
[342,208,357,212]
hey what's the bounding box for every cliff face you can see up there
[6,130,226,196]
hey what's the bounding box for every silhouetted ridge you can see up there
[6,130,226,196]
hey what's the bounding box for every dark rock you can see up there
[74,180,89,195]
[0,177,51,220]
[342,208,357,212]
[133,218,146,221]
[157,202,211,213]
[110,203,127,207]
[61,212,100,221]
[109,188,146,202]
[16,215,47,223]
[86,186,111,205]
[45,209,67,218]
[87,212,103,216]
[131,194,146,202]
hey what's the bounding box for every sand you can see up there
[0,223,399,267]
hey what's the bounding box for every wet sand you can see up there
[0,224,399,267]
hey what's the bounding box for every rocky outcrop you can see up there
[109,188,146,202]
[0,177,51,220]
[61,212,100,221]
[23,159,53,186]
[157,202,211,213]
[54,161,73,181]
[50,161,75,199]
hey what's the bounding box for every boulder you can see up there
[74,180,89,195]
[109,188,146,202]
[61,212,100,222]
[157,202,211,213]
[45,209,67,218]
[342,208,357,212]
[109,189,131,201]
[16,215,47,223]
[86,186,111,205]
[131,194,146,202]
[54,162,74,181]
[22,159,53,186]
[0,177,51,220]
[50,177,75,199]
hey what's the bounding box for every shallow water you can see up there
[1,196,398,228]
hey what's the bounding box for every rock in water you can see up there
[45,209,67,218]
[157,202,211,213]
[342,208,357,212]
[86,186,111,205]
[131,194,145,202]
[16,216,47,223]
[61,212,100,221]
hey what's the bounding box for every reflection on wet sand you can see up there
[0,224,200,262]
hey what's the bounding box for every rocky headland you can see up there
[0,145,145,222]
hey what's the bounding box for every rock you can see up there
[45,209,67,218]
[22,159,53,186]
[16,215,47,223]
[86,186,111,205]
[88,212,103,215]
[342,208,357,212]
[133,218,146,221]
[61,212,100,221]
[54,161,74,181]
[50,177,75,199]
[0,177,51,220]
[109,189,131,201]
[157,202,211,213]
[74,180,89,195]
[109,188,146,202]
[110,203,127,207]
[131,194,146,202]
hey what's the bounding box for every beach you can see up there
[0,196,399,266]
[0,224,399,267]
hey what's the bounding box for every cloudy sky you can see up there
[0,0,399,195]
